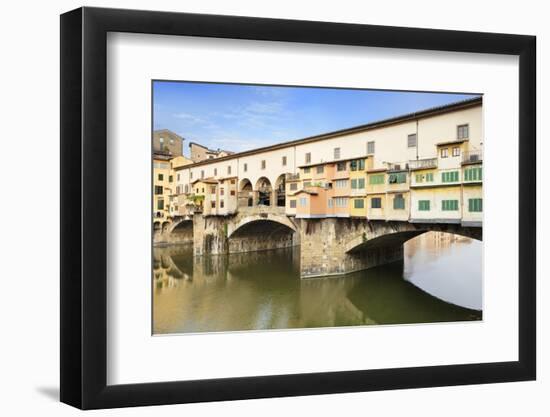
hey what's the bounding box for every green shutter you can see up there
[468,198,483,212]
[426,173,433,182]
[358,178,365,189]
[351,179,357,189]
[419,200,430,211]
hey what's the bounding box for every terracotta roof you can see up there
[299,155,370,169]
[437,139,468,146]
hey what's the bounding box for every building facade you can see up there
[153,129,184,157]
[172,97,483,228]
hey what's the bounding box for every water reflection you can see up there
[153,232,482,334]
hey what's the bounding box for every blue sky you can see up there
[153,81,479,156]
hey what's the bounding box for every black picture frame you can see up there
[60,6,536,410]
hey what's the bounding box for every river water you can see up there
[153,232,482,334]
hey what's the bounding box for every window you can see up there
[158,174,164,181]
[334,197,348,208]
[441,148,449,158]
[169,138,174,144]
[350,159,365,171]
[211,186,216,194]
[393,194,405,210]
[157,198,164,210]
[220,201,224,208]
[334,179,348,188]
[388,173,407,184]
[371,197,382,209]
[214,168,217,176]
[426,173,434,182]
[418,200,430,211]
[211,201,216,209]
[261,160,266,170]
[328,198,333,208]
[159,137,164,144]
[457,124,469,139]
[300,197,307,207]
[303,181,311,188]
[290,183,298,191]
[337,162,347,171]
[351,178,365,189]
[367,141,375,154]
[354,199,365,209]
[464,167,482,181]
[289,199,297,208]
[184,184,189,193]
[407,133,417,148]
[415,174,423,183]
[316,166,324,174]
[220,188,225,196]
[282,156,287,166]
[177,174,180,181]
[442,171,459,182]
[303,167,310,174]
[200,170,204,179]
[227,166,232,175]
[369,174,385,185]
[334,147,341,159]
[243,163,248,172]
[305,153,311,164]
[452,147,460,157]
[168,175,173,183]
[468,198,483,212]
[231,179,236,184]
[154,186,163,195]
[442,199,459,211]
[190,172,193,179]
[230,190,235,196]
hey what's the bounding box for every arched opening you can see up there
[161,221,171,233]
[238,178,253,207]
[170,219,194,244]
[153,221,161,233]
[255,177,272,206]
[228,219,297,253]
[274,174,286,207]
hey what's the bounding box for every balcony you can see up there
[408,158,437,170]
[286,173,300,181]
[462,150,483,165]
[387,162,409,172]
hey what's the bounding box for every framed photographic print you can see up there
[60,6,536,409]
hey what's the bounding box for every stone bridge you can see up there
[156,207,481,278]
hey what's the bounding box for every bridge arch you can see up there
[345,222,482,254]
[228,214,297,238]
[227,215,298,253]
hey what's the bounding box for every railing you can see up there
[386,162,409,172]
[462,150,483,164]
[408,158,437,170]
[286,173,300,181]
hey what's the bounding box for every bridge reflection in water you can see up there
[153,231,481,334]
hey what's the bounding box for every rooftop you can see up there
[175,96,482,171]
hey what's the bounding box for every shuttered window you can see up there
[442,200,459,211]
[464,167,483,181]
[418,200,430,211]
[354,199,365,209]
[468,198,483,212]
[371,197,382,209]
[393,194,405,209]
[442,171,459,182]
[369,174,384,185]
